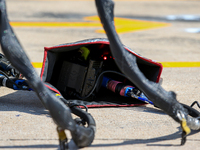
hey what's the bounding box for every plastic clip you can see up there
[57,127,68,150]
[180,118,191,145]
[177,110,191,145]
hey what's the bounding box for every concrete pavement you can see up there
[0,0,200,149]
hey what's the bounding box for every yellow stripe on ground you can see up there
[85,16,170,34]
[10,16,170,34]
[10,22,100,27]
[31,62,43,68]
[31,62,200,68]
[161,62,200,67]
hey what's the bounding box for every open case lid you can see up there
[40,38,163,108]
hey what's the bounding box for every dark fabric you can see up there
[40,38,163,107]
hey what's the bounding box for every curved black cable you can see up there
[191,101,200,109]
[76,70,127,100]
[0,0,95,147]
[181,103,200,118]
[95,0,187,123]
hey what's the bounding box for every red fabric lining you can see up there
[40,48,48,80]
[44,84,61,95]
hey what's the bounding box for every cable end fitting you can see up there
[180,118,191,145]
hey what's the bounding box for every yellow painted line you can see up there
[86,16,170,34]
[10,22,100,27]
[10,16,170,34]
[32,62,200,68]
[32,62,43,68]
[161,62,200,67]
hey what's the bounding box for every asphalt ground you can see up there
[0,0,200,149]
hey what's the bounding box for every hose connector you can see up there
[177,110,191,145]
[57,126,68,150]
[186,116,200,130]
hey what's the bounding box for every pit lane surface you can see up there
[0,0,200,149]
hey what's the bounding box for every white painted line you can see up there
[185,28,200,33]
[166,15,200,21]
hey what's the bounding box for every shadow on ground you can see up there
[0,91,200,149]
[0,144,59,149]
[0,90,167,117]
[91,130,200,148]
[0,90,49,116]
[0,130,199,149]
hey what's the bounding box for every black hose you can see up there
[76,70,127,100]
[70,106,96,147]
[95,0,188,123]
[181,103,200,118]
[0,0,95,147]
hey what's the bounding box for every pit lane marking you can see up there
[10,16,170,34]
[32,62,200,68]
[161,62,200,67]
